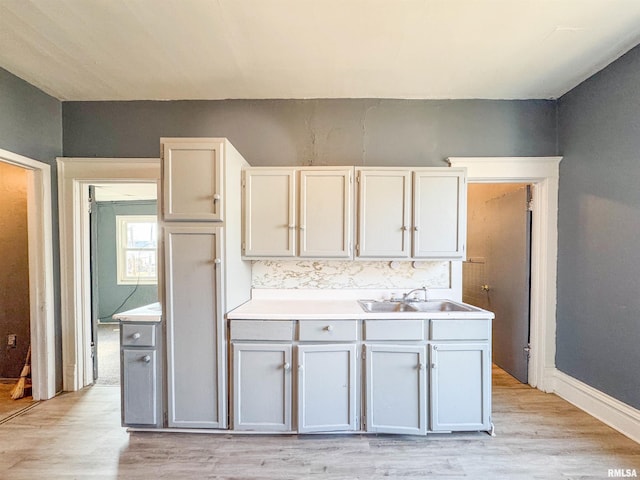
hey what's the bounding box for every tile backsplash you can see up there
[252,260,450,289]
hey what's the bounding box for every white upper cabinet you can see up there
[299,169,352,258]
[356,169,411,258]
[357,167,466,260]
[243,168,296,257]
[162,139,224,221]
[413,169,466,259]
[243,167,353,259]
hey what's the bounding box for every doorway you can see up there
[0,149,55,402]
[464,183,532,383]
[88,183,159,386]
[57,157,161,392]
[449,156,561,392]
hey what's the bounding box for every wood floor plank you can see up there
[0,368,637,479]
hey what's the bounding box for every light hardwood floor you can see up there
[0,367,637,479]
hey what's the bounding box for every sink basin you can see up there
[358,300,417,313]
[410,300,474,313]
[358,299,475,313]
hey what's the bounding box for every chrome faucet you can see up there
[402,287,428,302]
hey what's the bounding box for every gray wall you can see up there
[558,44,640,409]
[0,67,63,391]
[95,201,158,322]
[62,99,557,164]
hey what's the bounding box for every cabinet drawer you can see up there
[430,319,490,341]
[298,321,358,341]
[230,320,294,341]
[364,320,424,341]
[121,324,156,347]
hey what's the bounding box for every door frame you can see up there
[448,156,562,392]
[0,148,56,400]
[57,157,160,391]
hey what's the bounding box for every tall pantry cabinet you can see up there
[161,138,251,428]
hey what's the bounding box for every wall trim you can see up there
[552,369,640,444]
[57,157,160,391]
[0,148,56,400]
[448,156,562,392]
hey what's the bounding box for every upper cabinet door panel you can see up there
[243,169,296,257]
[413,169,466,259]
[163,141,224,221]
[357,170,410,258]
[299,169,352,258]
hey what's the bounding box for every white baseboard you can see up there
[551,369,640,444]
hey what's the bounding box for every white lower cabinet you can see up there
[297,344,358,433]
[165,226,226,429]
[228,318,492,436]
[364,344,427,435]
[232,343,292,431]
[430,343,491,432]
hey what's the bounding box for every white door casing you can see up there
[447,156,561,392]
[0,148,56,400]
[57,157,160,391]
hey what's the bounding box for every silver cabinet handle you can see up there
[142,355,151,363]
[132,332,141,340]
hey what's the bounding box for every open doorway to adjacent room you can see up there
[88,183,158,386]
[464,183,533,384]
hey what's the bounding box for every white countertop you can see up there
[112,302,162,323]
[227,298,494,320]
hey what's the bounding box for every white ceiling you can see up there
[1,0,640,101]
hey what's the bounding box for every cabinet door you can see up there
[162,140,224,221]
[243,169,296,257]
[232,343,292,431]
[122,348,158,426]
[299,169,352,258]
[297,344,357,433]
[413,169,466,258]
[430,343,491,431]
[365,344,427,435]
[165,226,225,428]
[356,169,411,258]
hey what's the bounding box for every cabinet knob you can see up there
[431,362,436,369]
[419,363,425,370]
[214,258,221,264]
[401,226,408,231]
[132,332,141,340]
[413,226,419,231]
[299,225,306,230]
[283,362,291,371]
[325,325,334,332]
[288,224,296,229]
[143,355,151,363]
[213,193,221,201]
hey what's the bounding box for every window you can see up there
[116,215,158,285]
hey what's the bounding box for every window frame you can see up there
[115,214,158,285]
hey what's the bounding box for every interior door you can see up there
[485,185,531,383]
[89,185,98,383]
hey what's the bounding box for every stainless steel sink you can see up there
[358,300,417,313]
[358,299,475,313]
[410,300,474,312]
